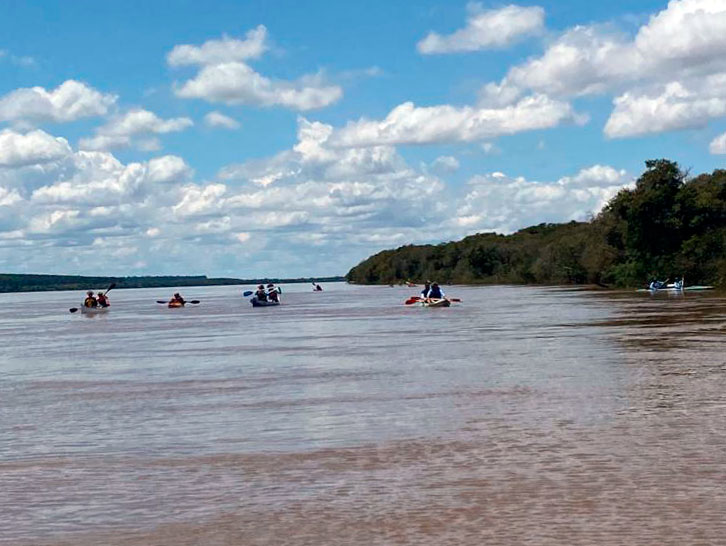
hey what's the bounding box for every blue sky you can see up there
[1,0,726,277]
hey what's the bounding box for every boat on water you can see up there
[420,298,451,308]
[251,297,280,307]
[168,301,184,308]
[636,285,714,293]
[80,306,110,315]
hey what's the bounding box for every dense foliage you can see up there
[0,274,345,293]
[347,160,726,287]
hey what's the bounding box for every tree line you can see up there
[0,274,346,293]
[346,160,726,287]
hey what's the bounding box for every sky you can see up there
[1,0,726,278]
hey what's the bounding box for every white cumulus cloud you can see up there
[0,80,117,124]
[431,155,460,173]
[79,108,193,151]
[479,0,726,138]
[418,4,545,54]
[169,27,343,111]
[605,76,726,138]
[0,129,72,168]
[167,26,268,66]
[709,133,726,154]
[454,165,632,233]
[204,111,241,129]
[330,95,584,147]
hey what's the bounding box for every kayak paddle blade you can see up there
[69,307,79,313]
[243,290,253,297]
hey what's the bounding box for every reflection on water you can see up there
[2,283,726,545]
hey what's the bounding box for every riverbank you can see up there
[0,273,345,293]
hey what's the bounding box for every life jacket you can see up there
[255,290,268,301]
[421,285,430,298]
[97,295,109,307]
[84,297,97,308]
[429,286,443,299]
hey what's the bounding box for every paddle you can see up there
[243,290,253,297]
[69,282,116,313]
[156,300,200,304]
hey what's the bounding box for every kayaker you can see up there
[169,292,186,305]
[83,290,98,308]
[649,278,669,290]
[96,292,110,308]
[421,281,431,298]
[255,285,268,302]
[266,283,280,303]
[428,282,445,300]
[314,283,322,291]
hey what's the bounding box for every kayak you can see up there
[168,301,185,308]
[420,298,451,308]
[81,306,109,315]
[636,285,714,293]
[251,297,280,307]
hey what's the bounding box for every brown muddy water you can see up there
[2,283,726,545]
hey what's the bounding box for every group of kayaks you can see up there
[70,277,718,316]
[70,281,335,314]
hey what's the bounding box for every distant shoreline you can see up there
[0,274,345,294]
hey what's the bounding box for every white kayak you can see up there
[80,306,110,315]
[636,285,714,293]
[420,298,451,308]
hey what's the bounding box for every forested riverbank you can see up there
[347,160,726,287]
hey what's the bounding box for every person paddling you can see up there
[84,290,98,308]
[428,282,445,300]
[421,281,431,299]
[96,291,110,308]
[254,284,268,302]
[169,292,186,305]
[266,283,280,302]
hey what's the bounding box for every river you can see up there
[2,283,726,545]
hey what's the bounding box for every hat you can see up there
[87,290,94,295]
